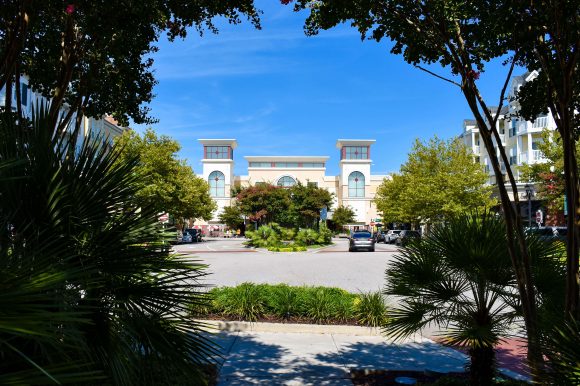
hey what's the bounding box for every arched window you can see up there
[277,176,296,187]
[348,171,365,197]
[208,171,225,197]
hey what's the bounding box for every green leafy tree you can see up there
[236,183,292,226]
[288,182,334,228]
[0,108,214,384]
[376,137,494,227]
[290,1,545,374]
[331,205,356,230]
[115,128,216,223]
[0,1,261,128]
[219,206,245,230]
[518,130,580,225]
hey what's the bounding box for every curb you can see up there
[198,320,385,336]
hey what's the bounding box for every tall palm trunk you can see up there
[469,345,496,386]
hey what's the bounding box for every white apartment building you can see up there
[194,139,388,232]
[0,76,126,145]
[460,71,555,203]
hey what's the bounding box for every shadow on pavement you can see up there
[214,332,470,386]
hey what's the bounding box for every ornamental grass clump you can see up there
[305,288,337,323]
[353,291,387,327]
[216,283,266,322]
[269,285,301,319]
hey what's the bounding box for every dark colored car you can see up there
[528,227,567,242]
[183,228,202,243]
[395,230,421,247]
[375,230,386,243]
[349,231,375,252]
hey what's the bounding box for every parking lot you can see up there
[173,237,399,293]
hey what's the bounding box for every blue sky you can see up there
[135,1,520,176]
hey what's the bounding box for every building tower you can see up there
[199,139,237,226]
[336,139,376,225]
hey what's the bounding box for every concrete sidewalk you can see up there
[203,321,528,386]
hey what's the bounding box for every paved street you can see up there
[173,238,398,293]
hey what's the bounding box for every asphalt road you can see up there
[173,237,400,293]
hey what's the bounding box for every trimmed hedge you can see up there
[190,283,388,327]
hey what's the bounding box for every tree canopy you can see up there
[235,182,333,228]
[219,206,245,230]
[288,182,333,228]
[114,128,215,222]
[1,1,261,127]
[330,205,356,230]
[375,136,494,226]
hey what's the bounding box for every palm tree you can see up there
[384,212,539,385]
[0,107,216,384]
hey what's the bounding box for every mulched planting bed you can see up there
[351,369,468,385]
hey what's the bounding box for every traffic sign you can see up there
[320,206,328,221]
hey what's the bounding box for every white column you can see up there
[527,133,533,161]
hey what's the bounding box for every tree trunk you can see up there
[463,86,543,378]
[469,345,495,386]
[559,114,580,320]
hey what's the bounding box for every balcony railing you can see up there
[533,150,547,162]
[532,116,548,129]
[519,152,528,164]
[474,145,480,154]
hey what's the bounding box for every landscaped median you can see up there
[190,283,387,327]
[244,223,334,252]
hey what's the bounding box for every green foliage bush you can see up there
[212,283,267,322]
[245,223,332,249]
[352,292,388,328]
[193,284,382,326]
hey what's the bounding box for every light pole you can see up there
[524,184,534,227]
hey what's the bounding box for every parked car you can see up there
[183,228,202,243]
[349,231,375,252]
[395,230,421,247]
[375,230,386,243]
[385,230,402,244]
[180,232,193,243]
[528,226,567,242]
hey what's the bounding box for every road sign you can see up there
[320,206,328,221]
[158,213,169,222]
[536,210,543,225]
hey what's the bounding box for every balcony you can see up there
[532,116,548,129]
[533,150,547,162]
[518,150,547,164]
[474,145,480,154]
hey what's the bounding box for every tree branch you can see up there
[413,65,461,87]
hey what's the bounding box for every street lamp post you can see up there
[524,184,534,227]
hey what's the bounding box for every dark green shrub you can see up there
[216,283,266,321]
[295,228,319,246]
[269,285,300,318]
[353,292,388,327]
[306,288,337,323]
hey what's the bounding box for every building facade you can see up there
[195,139,388,231]
[459,71,557,223]
[0,75,126,145]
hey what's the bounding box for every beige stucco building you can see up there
[195,139,388,231]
